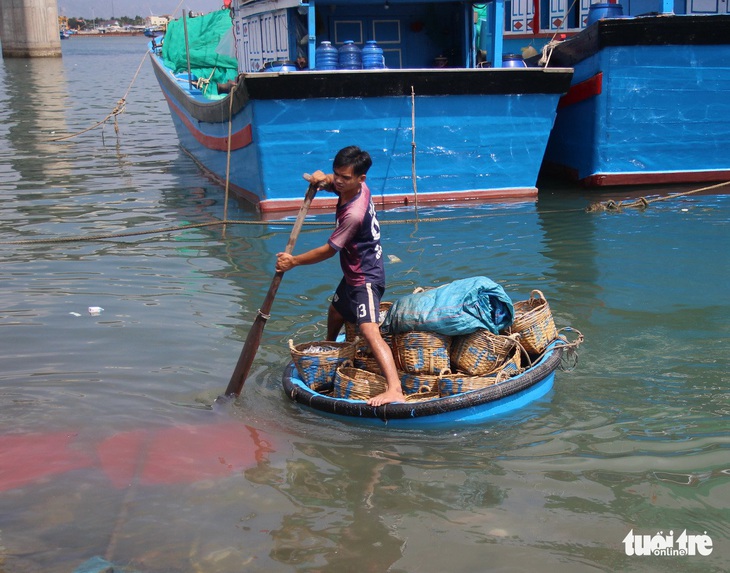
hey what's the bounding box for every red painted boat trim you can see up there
[163,91,253,151]
[558,72,602,109]
[542,160,730,187]
[260,188,537,216]
[583,170,730,187]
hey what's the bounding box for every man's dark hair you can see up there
[333,146,372,177]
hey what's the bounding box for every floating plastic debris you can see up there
[387,254,402,263]
[69,312,82,317]
[88,307,104,316]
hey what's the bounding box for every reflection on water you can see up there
[1,56,71,183]
[0,37,728,573]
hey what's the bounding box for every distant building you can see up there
[145,16,169,28]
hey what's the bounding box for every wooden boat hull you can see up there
[543,15,730,187]
[150,51,572,215]
[282,341,566,427]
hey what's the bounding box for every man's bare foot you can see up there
[367,388,404,407]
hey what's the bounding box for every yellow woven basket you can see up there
[450,330,519,376]
[399,370,442,395]
[437,369,511,396]
[404,387,440,402]
[507,289,558,355]
[333,363,388,400]
[392,330,451,375]
[289,339,356,393]
[354,351,382,375]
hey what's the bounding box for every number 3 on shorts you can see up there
[357,303,367,318]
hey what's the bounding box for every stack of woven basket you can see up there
[291,289,558,402]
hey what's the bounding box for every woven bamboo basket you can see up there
[507,289,558,355]
[333,363,387,400]
[404,386,440,402]
[399,370,442,396]
[392,330,451,375]
[437,369,511,396]
[289,339,356,393]
[450,330,519,376]
[354,351,382,375]
[498,341,524,377]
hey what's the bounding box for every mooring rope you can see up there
[0,208,588,246]
[586,180,730,213]
[195,66,218,96]
[539,0,579,67]
[410,85,419,220]
[222,82,238,236]
[3,178,724,246]
[49,51,150,142]
[8,173,726,246]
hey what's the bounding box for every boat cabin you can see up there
[231,0,730,75]
[231,0,514,71]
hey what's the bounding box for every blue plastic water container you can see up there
[362,40,385,69]
[338,40,362,70]
[262,60,297,73]
[501,54,527,68]
[315,41,338,70]
[587,3,623,25]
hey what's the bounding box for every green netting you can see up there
[161,9,238,98]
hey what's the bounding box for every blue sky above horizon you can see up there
[58,1,224,19]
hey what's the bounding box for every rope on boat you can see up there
[586,180,730,213]
[49,51,150,142]
[539,0,579,67]
[194,66,218,96]
[0,209,587,246]
[222,82,238,236]
[410,86,419,220]
[0,170,730,245]
[6,173,725,246]
[3,176,724,246]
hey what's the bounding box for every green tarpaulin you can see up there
[161,9,238,97]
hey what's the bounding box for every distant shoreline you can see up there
[67,32,148,37]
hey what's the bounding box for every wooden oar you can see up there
[223,180,319,398]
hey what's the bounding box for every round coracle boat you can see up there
[283,282,583,427]
[282,337,579,427]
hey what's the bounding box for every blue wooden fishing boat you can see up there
[283,339,572,427]
[542,10,730,186]
[149,1,573,216]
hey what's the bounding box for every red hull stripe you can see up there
[584,169,730,187]
[558,72,603,109]
[260,187,537,217]
[163,91,253,151]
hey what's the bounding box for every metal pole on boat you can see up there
[182,9,192,91]
[307,1,316,69]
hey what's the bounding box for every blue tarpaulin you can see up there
[382,276,514,336]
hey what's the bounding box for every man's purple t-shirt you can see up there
[327,182,385,287]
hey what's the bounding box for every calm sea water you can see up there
[0,36,728,573]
